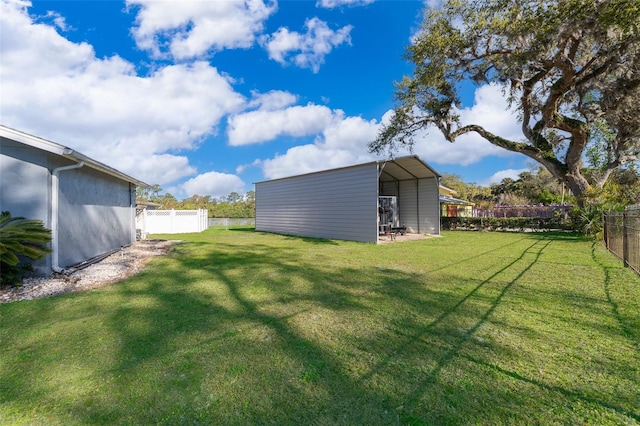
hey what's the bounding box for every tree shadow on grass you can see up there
[590,241,640,349]
[225,226,256,232]
[92,240,424,423]
[426,231,580,274]
[1,232,638,424]
[354,235,640,424]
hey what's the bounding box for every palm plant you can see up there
[573,204,605,239]
[0,211,52,286]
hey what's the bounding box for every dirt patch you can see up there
[0,239,177,304]
[377,233,436,244]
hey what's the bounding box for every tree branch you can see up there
[451,124,567,179]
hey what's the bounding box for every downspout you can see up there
[436,176,441,235]
[51,161,84,273]
[130,183,137,242]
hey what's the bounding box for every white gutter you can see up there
[51,161,84,273]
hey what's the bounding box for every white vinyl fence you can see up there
[137,209,208,236]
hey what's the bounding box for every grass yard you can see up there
[1,229,639,425]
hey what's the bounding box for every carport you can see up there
[377,156,441,238]
[255,155,441,243]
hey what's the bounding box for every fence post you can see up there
[623,211,629,268]
[603,211,608,249]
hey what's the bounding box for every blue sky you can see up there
[1,0,532,199]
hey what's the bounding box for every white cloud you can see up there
[261,144,358,179]
[258,113,382,179]
[321,112,380,151]
[261,17,352,73]
[236,158,263,174]
[247,90,298,110]
[123,154,198,187]
[0,1,245,186]
[127,0,277,60]
[40,9,71,31]
[459,83,522,141]
[256,83,524,180]
[179,171,246,199]
[316,0,375,8]
[227,103,336,146]
[479,168,529,186]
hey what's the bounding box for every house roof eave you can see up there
[0,125,150,188]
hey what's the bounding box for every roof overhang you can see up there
[254,155,440,185]
[0,125,149,188]
[439,195,475,205]
[378,155,440,182]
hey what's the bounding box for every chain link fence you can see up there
[604,204,640,275]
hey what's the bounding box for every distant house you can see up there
[0,125,148,275]
[439,185,475,217]
[255,156,441,243]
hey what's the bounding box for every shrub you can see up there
[441,216,576,232]
[0,211,52,287]
[571,204,606,239]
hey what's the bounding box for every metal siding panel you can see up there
[399,180,418,232]
[419,177,440,235]
[256,164,378,242]
[380,181,399,196]
[397,178,439,234]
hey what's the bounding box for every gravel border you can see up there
[1,239,176,304]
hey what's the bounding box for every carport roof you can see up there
[254,155,440,185]
[378,155,440,182]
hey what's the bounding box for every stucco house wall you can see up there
[56,165,136,267]
[0,125,147,275]
[0,137,50,228]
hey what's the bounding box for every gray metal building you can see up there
[0,125,148,274]
[255,156,441,243]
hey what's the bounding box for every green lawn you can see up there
[1,229,639,425]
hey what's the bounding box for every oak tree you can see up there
[370,0,640,205]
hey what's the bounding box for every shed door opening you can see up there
[378,196,399,233]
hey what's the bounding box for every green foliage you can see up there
[441,216,574,232]
[371,0,640,202]
[440,173,493,207]
[596,167,640,208]
[0,211,51,287]
[490,167,569,206]
[571,204,606,239]
[137,186,256,218]
[136,184,162,202]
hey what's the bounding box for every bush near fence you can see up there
[476,204,573,218]
[441,216,574,232]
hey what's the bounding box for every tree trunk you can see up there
[564,172,591,208]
